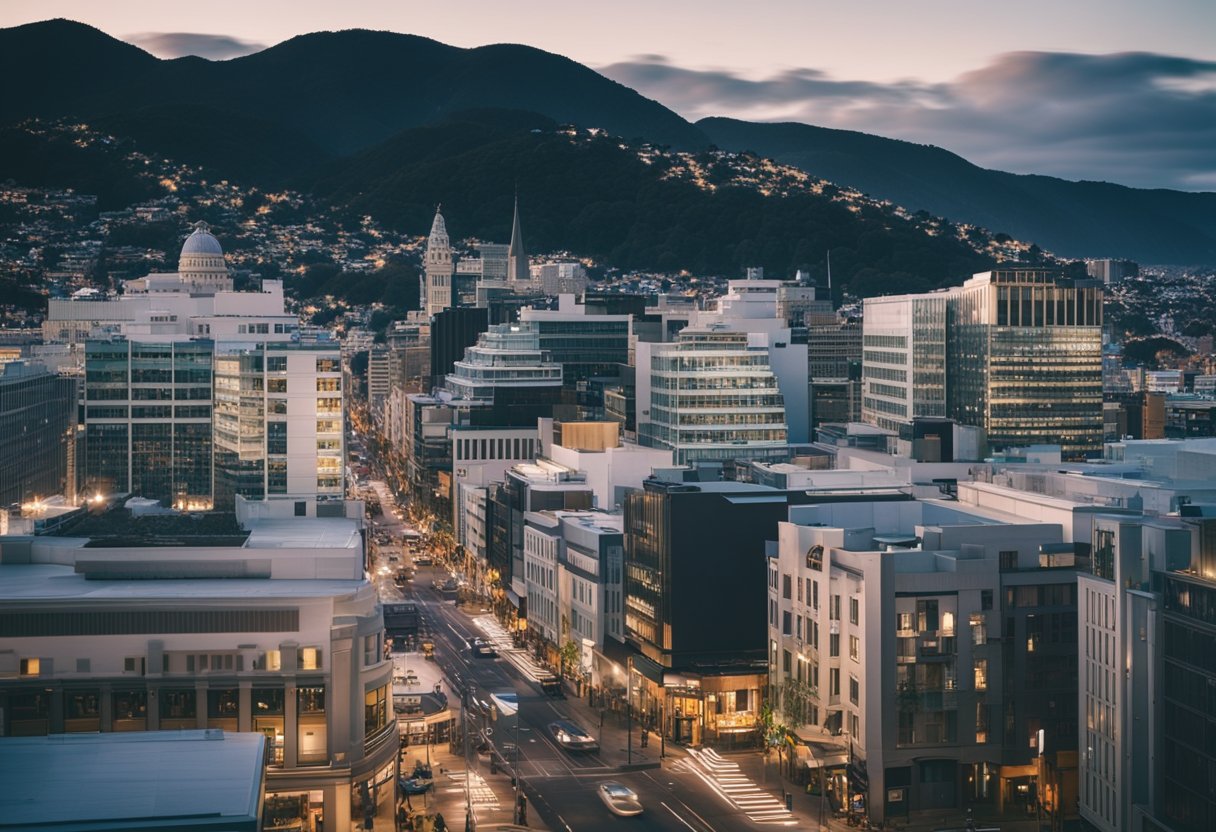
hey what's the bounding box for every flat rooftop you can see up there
[0,729,264,831]
[0,564,366,602]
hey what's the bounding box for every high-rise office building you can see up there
[430,307,489,392]
[638,327,788,465]
[443,322,563,404]
[861,270,1103,458]
[0,361,77,506]
[948,269,1103,458]
[423,208,454,318]
[83,338,214,507]
[213,343,345,507]
[860,294,947,433]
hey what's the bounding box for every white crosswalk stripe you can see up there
[445,769,500,809]
[684,747,797,825]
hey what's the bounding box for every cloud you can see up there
[599,51,1216,191]
[127,32,266,61]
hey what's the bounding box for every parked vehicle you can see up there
[469,638,497,658]
[540,676,565,698]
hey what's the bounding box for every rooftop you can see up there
[0,730,264,831]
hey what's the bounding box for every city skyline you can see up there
[2,0,1214,189]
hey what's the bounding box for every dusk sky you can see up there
[4,0,1214,190]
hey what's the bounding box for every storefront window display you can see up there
[254,687,285,766]
[297,686,328,766]
[263,790,324,832]
[159,689,197,729]
[112,689,146,731]
[351,762,397,831]
[208,688,239,730]
[65,690,101,732]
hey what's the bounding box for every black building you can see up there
[1159,514,1216,831]
[0,362,77,506]
[430,307,488,392]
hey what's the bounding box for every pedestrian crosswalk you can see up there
[442,769,500,810]
[685,747,797,825]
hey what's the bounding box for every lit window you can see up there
[20,658,40,676]
[264,650,282,671]
[299,647,321,670]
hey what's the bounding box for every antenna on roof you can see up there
[826,250,833,296]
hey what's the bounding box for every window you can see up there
[830,595,841,621]
[782,611,792,636]
[849,676,860,705]
[294,501,307,517]
[253,688,285,715]
[850,597,859,625]
[797,579,803,603]
[796,615,802,639]
[811,620,819,649]
[159,689,196,724]
[208,689,239,720]
[783,650,792,674]
[364,685,388,736]
[999,550,1019,571]
[268,378,287,393]
[317,358,339,373]
[812,580,819,610]
[898,612,915,634]
[981,590,993,611]
[262,650,282,671]
[298,647,323,670]
[317,378,340,392]
[267,356,287,372]
[19,658,39,676]
[974,658,988,691]
[830,668,840,696]
[917,599,939,633]
[830,633,840,657]
[970,613,987,645]
[782,574,792,600]
[849,635,860,661]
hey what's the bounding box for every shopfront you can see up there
[263,790,324,832]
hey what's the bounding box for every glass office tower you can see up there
[83,339,214,506]
[947,270,1103,459]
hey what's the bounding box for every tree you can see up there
[558,639,581,678]
[758,702,790,776]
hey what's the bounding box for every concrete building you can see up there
[45,225,296,347]
[423,208,454,318]
[213,342,345,508]
[520,295,632,395]
[1078,515,1191,832]
[0,498,398,831]
[530,261,589,296]
[770,497,1082,824]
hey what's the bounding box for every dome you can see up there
[180,221,224,257]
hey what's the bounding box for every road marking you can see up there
[662,801,701,832]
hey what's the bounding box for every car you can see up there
[414,555,433,566]
[539,676,565,698]
[597,782,644,817]
[469,638,498,658]
[548,719,598,752]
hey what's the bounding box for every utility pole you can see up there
[627,657,633,766]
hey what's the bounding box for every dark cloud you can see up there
[127,32,266,60]
[599,51,1216,191]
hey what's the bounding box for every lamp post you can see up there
[627,656,634,766]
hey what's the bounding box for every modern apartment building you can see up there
[213,343,345,508]
[0,498,397,832]
[769,497,1078,824]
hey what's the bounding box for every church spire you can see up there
[507,194,528,283]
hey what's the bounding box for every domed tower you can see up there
[424,206,454,317]
[178,221,232,294]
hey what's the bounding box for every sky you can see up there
[4,0,1215,190]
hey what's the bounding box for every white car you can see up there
[597,782,643,817]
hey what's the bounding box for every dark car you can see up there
[548,719,598,752]
[539,676,565,698]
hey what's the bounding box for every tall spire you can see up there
[428,204,449,249]
[507,194,528,283]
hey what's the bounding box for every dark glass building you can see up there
[430,307,488,392]
[0,362,76,506]
[83,339,214,506]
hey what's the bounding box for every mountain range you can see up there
[2,19,1214,265]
